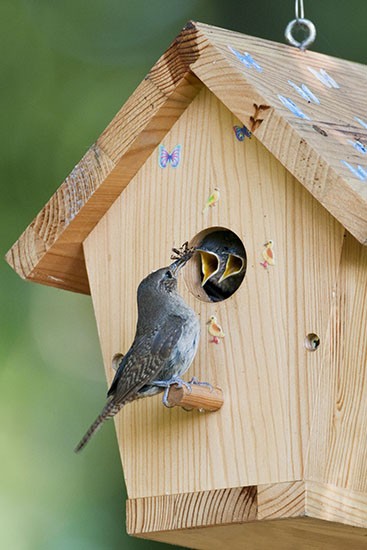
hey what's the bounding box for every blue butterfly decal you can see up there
[228,46,263,72]
[348,140,367,155]
[288,80,320,105]
[355,117,367,130]
[233,125,252,141]
[278,95,311,120]
[341,160,367,181]
[158,145,181,168]
[307,67,339,89]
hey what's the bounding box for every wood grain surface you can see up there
[306,481,367,529]
[6,21,367,293]
[306,233,367,493]
[127,486,257,534]
[83,88,345,499]
[138,517,367,550]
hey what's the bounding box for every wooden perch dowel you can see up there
[167,383,224,412]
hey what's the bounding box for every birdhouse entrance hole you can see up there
[184,227,247,302]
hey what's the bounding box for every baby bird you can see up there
[197,230,246,302]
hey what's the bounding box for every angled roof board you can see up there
[6,21,367,294]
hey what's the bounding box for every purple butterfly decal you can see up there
[233,125,252,141]
[158,145,181,168]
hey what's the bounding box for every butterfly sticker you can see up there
[158,145,181,168]
[341,160,367,181]
[355,117,367,130]
[233,125,252,141]
[278,95,311,120]
[228,46,263,72]
[348,140,367,155]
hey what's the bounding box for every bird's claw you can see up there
[154,376,192,408]
[162,386,175,408]
[188,377,214,393]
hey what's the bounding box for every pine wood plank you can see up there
[6,21,367,293]
[126,481,305,536]
[258,481,305,520]
[6,25,203,293]
[191,22,367,245]
[306,233,367,493]
[137,517,367,550]
[83,88,344,499]
[306,481,367,528]
[126,486,257,535]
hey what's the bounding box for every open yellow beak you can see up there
[218,254,245,283]
[198,250,220,286]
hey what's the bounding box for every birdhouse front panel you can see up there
[83,86,346,500]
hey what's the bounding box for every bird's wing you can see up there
[107,315,185,404]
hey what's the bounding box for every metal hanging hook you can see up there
[285,0,316,51]
[295,0,304,19]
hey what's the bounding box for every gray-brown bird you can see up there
[75,258,200,452]
[197,230,246,302]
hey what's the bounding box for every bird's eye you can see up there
[165,270,173,279]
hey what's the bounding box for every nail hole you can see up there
[304,333,320,351]
[183,227,247,303]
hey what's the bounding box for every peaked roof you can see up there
[6,21,367,294]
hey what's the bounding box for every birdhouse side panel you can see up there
[83,87,345,499]
[306,233,367,494]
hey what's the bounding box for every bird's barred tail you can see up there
[74,401,120,453]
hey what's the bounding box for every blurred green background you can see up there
[1,1,366,549]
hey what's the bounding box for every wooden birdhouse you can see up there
[6,21,367,549]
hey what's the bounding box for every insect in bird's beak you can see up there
[169,241,196,276]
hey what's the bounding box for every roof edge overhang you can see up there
[6,21,367,294]
[5,22,205,294]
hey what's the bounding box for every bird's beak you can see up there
[169,259,184,277]
[169,252,193,276]
[198,250,220,286]
[218,254,245,283]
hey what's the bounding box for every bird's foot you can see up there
[188,376,214,392]
[153,376,192,408]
